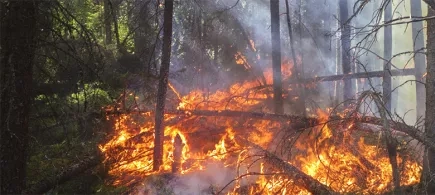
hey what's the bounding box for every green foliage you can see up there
[116,2,135,53]
[66,82,111,108]
[26,139,102,188]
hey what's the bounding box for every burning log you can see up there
[24,155,102,194]
[236,136,337,195]
[172,134,184,173]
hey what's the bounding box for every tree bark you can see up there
[0,1,39,194]
[153,0,174,171]
[339,0,353,105]
[270,0,284,114]
[424,6,435,193]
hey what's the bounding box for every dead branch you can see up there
[236,136,337,195]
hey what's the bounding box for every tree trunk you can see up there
[103,0,112,45]
[411,3,427,183]
[0,1,38,194]
[411,0,426,123]
[270,0,284,114]
[108,0,121,51]
[424,6,435,193]
[285,0,306,116]
[339,0,352,105]
[382,0,392,112]
[423,0,435,10]
[153,0,174,171]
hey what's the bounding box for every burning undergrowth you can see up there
[99,60,421,194]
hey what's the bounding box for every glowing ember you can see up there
[99,59,421,194]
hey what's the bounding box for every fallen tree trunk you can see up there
[236,136,337,195]
[24,154,102,194]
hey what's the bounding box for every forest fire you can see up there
[99,61,421,194]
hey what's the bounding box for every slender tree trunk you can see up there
[153,0,174,171]
[285,0,306,116]
[383,0,392,112]
[0,1,38,193]
[108,0,121,51]
[270,0,283,114]
[411,0,426,122]
[339,0,352,105]
[334,2,341,105]
[381,2,400,192]
[103,0,112,45]
[412,4,427,182]
[424,6,435,193]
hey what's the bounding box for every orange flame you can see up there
[234,52,252,70]
[100,58,421,194]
